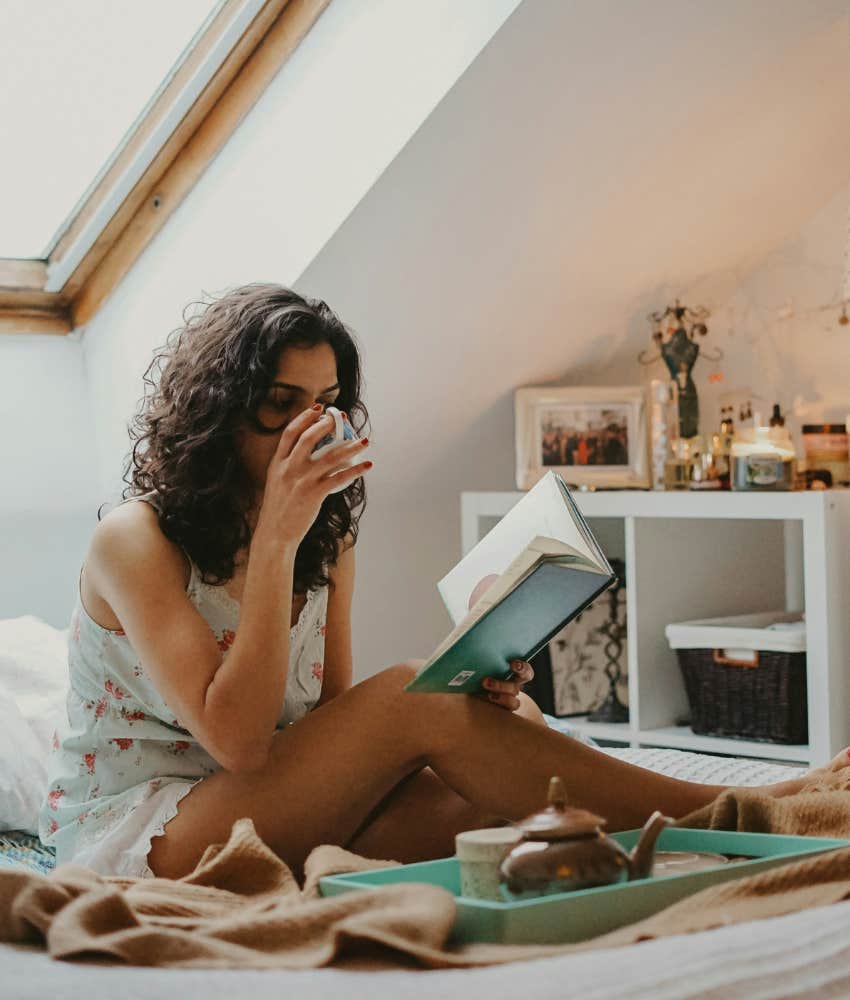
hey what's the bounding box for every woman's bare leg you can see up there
[148,664,826,879]
[347,693,546,862]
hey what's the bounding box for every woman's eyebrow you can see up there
[272,381,340,393]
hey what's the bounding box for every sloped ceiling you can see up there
[296,0,850,665]
[299,0,850,498]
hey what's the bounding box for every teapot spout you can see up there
[627,811,672,880]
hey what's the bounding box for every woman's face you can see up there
[237,342,341,500]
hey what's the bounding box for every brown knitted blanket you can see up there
[3,771,850,970]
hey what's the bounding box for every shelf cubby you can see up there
[460,490,850,765]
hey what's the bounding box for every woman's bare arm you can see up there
[315,539,355,707]
[88,502,298,773]
[92,407,371,773]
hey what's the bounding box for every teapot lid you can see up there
[516,777,606,839]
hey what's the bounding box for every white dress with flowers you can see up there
[38,497,329,877]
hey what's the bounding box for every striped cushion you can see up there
[0,831,56,875]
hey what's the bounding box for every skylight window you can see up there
[0,0,329,334]
[0,0,221,259]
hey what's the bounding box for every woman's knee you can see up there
[362,662,421,702]
[516,692,546,726]
[381,661,424,687]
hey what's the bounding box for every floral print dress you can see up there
[38,498,329,878]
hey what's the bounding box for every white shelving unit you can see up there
[461,490,850,765]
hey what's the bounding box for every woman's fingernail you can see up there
[311,403,322,411]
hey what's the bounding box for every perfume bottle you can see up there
[665,434,700,490]
[708,407,735,490]
[689,436,723,490]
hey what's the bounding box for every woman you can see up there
[38,284,845,880]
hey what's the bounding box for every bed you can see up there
[4,898,850,999]
[1,615,845,999]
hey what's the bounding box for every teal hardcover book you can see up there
[405,473,615,695]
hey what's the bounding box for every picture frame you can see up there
[514,385,650,491]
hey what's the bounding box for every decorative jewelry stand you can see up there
[638,299,721,439]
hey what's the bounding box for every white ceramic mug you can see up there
[310,406,364,491]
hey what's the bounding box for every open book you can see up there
[405,472,615,694]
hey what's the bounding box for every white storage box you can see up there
[665,611,806,662]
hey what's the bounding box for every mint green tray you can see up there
[320,828,850,945]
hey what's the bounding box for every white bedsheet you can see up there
[602,745,806,786]
[4,899,850,999]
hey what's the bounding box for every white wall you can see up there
[296,0,850,674]
[552,179,850,453]
[0,333,99,626]
[706,181,850,444]
[76,0,521,668]
[80,0,520,501]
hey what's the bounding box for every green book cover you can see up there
[406,473,615,695]
[406,556,614,695]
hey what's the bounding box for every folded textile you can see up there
[3,767,850,970]
[676,763,850,837]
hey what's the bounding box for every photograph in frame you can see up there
[514,386,649,490]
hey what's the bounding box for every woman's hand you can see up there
[255,405,371,547]
[481,659,535,712]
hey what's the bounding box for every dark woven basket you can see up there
[675,647,808,744]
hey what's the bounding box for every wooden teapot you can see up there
[499,776,672,895]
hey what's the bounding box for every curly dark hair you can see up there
[117,284,369,595]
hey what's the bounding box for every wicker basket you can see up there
[666,612,808,745]
[675,647,807,744]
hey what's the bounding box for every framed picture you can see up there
[514,386,650,490]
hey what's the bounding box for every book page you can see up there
[438,473,602,625]
[461,534,586,616]
[425,549,543,664]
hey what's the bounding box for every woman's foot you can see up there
[761,746,850,799]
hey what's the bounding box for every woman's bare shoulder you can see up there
[86,499,192,596]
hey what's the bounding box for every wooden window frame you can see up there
[0,0,330,336]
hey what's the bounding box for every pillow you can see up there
[0,616,69,833]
